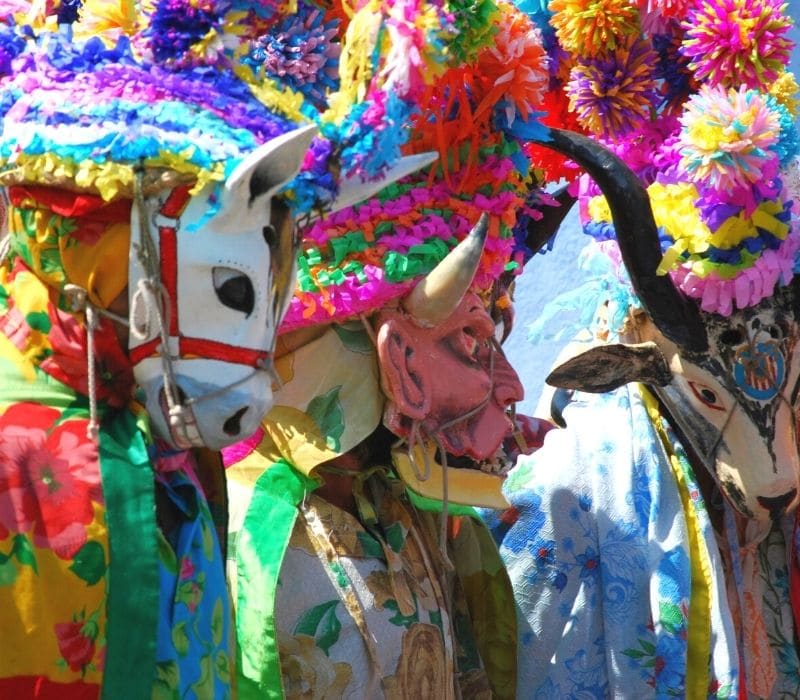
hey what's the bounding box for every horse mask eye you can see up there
[213,267,255,315]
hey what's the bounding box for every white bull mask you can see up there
[128,124,317,450]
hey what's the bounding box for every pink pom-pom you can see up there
[680,0,794,90]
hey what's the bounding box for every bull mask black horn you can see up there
[531,127,708,353]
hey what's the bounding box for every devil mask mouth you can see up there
[391,440,512,510]
[443,444,513,476]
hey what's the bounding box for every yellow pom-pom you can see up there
[649,182,712,271]
[587,194,612,223]
[549,0,640,57]
[769,70,800,119]
[232,64,307,123]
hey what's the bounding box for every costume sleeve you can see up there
[451,515,518,700]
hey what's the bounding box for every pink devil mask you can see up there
[377,291,523,463]
[373,215,525,508]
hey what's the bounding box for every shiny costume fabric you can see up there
[487,384,800,698]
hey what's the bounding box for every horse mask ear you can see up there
[215,123,318,229]
[299,151,440,222]
[327,152,439,214]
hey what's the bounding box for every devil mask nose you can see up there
[757,489,797,519]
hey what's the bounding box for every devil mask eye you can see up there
[213,267,255,316]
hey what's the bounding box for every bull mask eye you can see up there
[687,380,725,411]
[213,267,255,316]
[768,324,785,340]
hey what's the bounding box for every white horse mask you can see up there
[129,124,437,450]
[128,124,317,450]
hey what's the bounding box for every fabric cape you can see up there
[0,194,231,698]
[230,455,518,699]
[487,382,800,698]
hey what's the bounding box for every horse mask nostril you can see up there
[223,407,249,436]
[757,489,797,519]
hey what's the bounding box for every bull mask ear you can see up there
[376,317,432,421]
[402,213,489,327]
[216,123,319,228]
[546,342,673,394]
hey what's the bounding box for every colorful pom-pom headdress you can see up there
[0,0,577,336]
[537,0,799,325]
[280,0,561,332]
[0,0,455,215]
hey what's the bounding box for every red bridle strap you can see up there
[131,186,270,370]
[158,186,189,336]
[129,337,270,368]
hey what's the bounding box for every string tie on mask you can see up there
[63,284,101,441]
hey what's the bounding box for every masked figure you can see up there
[0,0,433,695]
[223,0,569,694]
[485,2,800,692]
[227,218,532,699]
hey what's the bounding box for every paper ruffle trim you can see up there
[585,175,798,317]
[0,0,457,212]
[670,228,800,316]
[282,148,527,331]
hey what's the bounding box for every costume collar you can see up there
[223,323,383,479]
[392,442,510,510]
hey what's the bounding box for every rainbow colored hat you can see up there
[279,0,560,332]
[0,0,455,215]
[1,0,573,333]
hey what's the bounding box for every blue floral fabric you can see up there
[154,469,232,699]
[485,384,739,698]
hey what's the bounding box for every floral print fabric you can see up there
[154,468,233,699]
[228,456,516,699]
[485,384,740,698]
[225,322,516,698]
[275,478,489,699]
[0,256,117,697]
[0,244,232,697]
[719,508,800,697]
[0,399,109,697]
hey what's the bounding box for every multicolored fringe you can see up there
[283,0,554,328]
[2,0,571,331]
[0,0,455,213]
